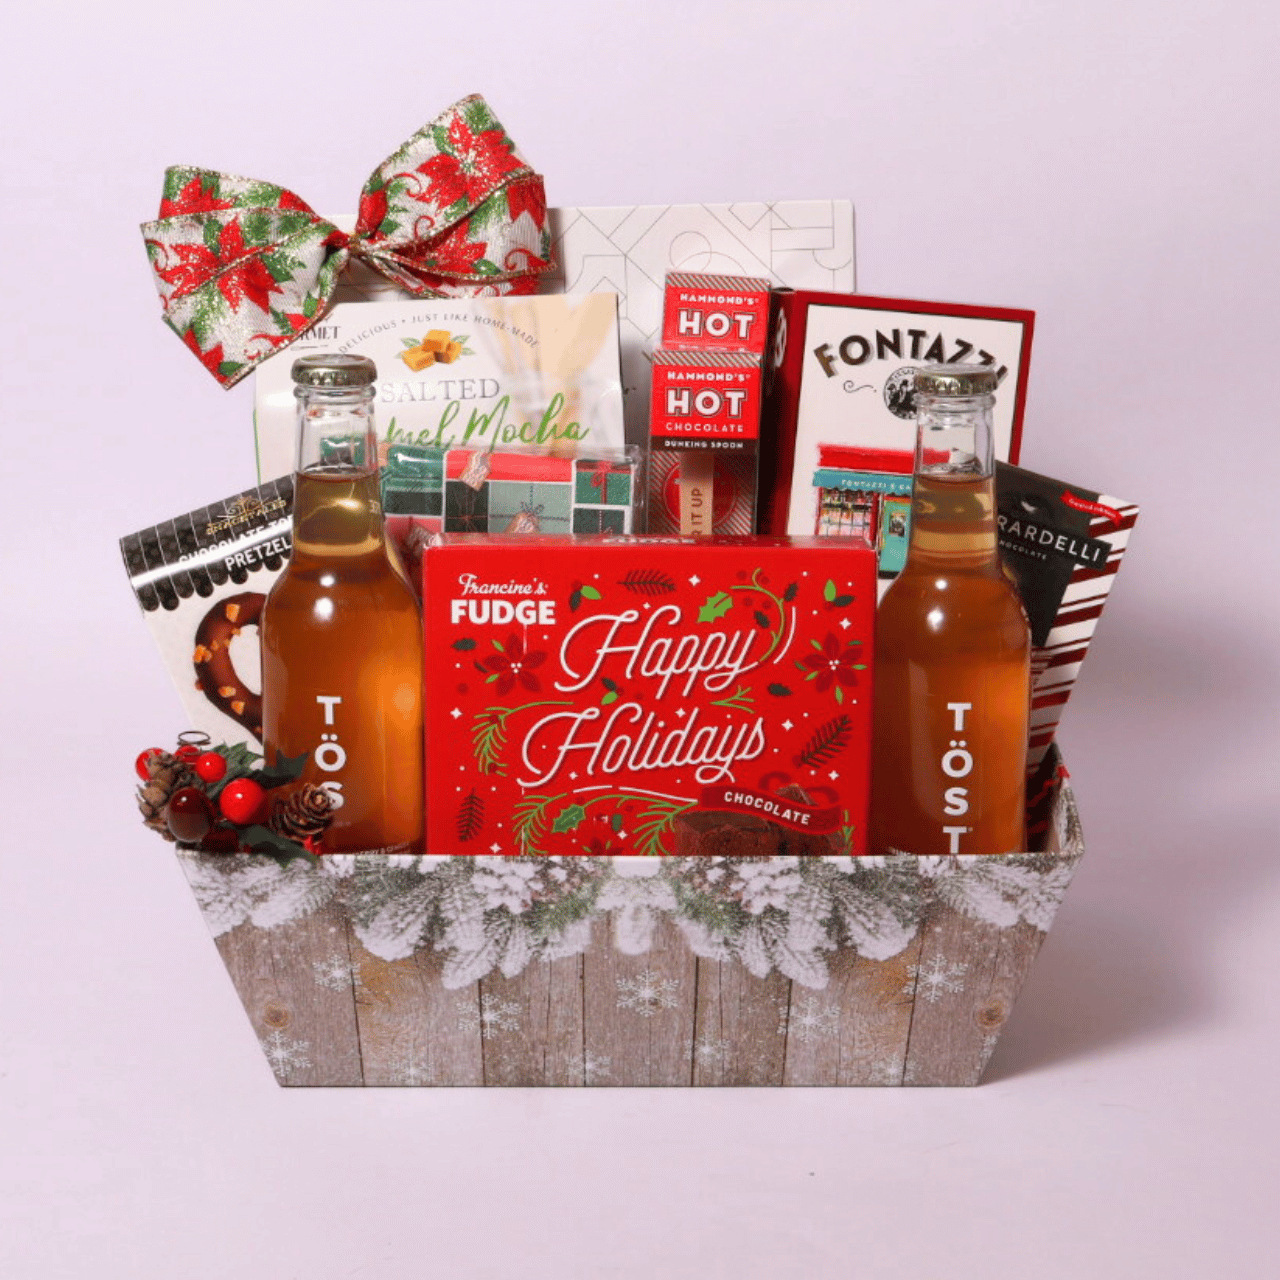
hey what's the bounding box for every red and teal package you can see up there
[421,534,877,856]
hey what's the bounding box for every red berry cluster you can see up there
[136,733,267,852]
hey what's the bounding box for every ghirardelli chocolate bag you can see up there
[996,463,1138,767]
[120,478,293,746]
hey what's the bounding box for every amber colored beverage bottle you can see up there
[869,364,1030,857]
[261,354,423,854]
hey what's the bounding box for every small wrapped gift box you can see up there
[174,749,1080,1087]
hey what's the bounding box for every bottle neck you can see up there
[291,386,386,559]
[905,392,999,570]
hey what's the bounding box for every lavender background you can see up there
[3,2,1277,1277]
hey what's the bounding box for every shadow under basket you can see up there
[176,747,1082,1087]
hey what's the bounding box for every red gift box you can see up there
[421,534,877,857]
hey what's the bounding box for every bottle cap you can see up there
[914,364,998,397]
[291,354,378,388]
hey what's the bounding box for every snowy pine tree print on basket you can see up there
[174,748,1083,1087]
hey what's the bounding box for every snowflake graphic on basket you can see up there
[783,996,841,1044]
[583,1051,612,1084]
[310,955,352,992]
[456,994,521,1038]
[616,969,681,1016]
[384,1044,435,1086]
[694,1034,730,1066]
[260,1029,312,1079]
[908,956,969,1004]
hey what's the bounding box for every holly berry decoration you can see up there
[135,734,313,864]
[219,778,267,826]
[135,748,164,781]
[166,787,215,844]
[174,729,212,764]
[194,751,228,784]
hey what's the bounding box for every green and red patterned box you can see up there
[421,534,877,857]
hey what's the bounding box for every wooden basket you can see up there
[176,749,1082,1088]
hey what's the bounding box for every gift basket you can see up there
[124,95,1134,1087]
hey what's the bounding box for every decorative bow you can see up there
[140,95,553,389]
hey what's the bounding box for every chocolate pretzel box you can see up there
[421,534,876,857]
[121,477,293,747]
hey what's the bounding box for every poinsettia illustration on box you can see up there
[420,535,878,860]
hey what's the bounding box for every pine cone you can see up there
[271,784,335,844]
[136,752,197,842]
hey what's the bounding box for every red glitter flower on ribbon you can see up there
[479,633,547,695]
[415,117,525,211]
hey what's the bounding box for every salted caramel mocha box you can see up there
[421,535,876,857]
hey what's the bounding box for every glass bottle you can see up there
[869,364,1030,856]
[261,354,423,854]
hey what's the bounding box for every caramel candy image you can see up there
[423,329,451,353]
[437,341,463,364]
[402,346,436,371]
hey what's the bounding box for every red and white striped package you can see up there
[995,462,1139,770]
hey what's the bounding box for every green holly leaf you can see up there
[698,591,734,623]
[237,823,317,865]
[552,804,588,833]
[452,637,477,651]
[601,691,618,706]
[610,812,624,832]
[823,579,837,602]
[580,585,602,601]
[767,683,793,697]
[831,593,855,608]
[835,686,844,704]
[249,749,309,791]
[491,638,506,652]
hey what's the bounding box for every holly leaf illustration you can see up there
[452,637,477,651]
[831,594,855,608]
[698,591,734,623]
[601,691,618,705]
[783,582,799,602]
[767,683,793,697]
[552,803,588,833]
[580,585,602,601]
[823,579,837,602]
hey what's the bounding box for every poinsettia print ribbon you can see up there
[140,95,553,389]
